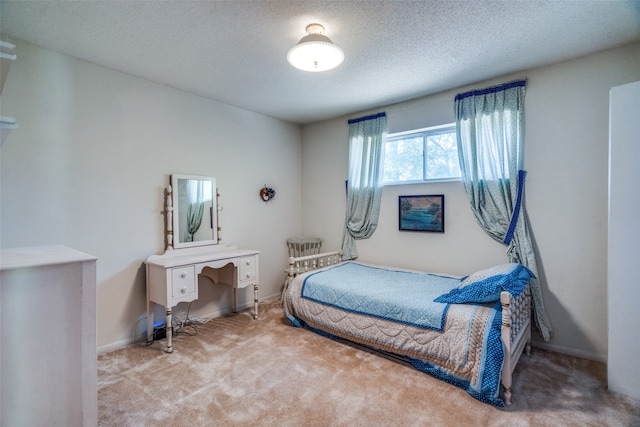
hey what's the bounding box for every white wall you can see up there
[301,42,640,361]
[0,40,303,351]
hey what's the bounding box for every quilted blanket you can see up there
[283,262,506,406]
[301,262,459,331]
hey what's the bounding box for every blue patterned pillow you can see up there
[434,263,534,304]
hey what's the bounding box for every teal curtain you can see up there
[455,80,553,341]
[185,180,205,242]
[341,112,387,260]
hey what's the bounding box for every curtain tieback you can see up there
[503,170,527,245]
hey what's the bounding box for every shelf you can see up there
[0,116,17,147]
[0,40,16,95]
[1,41,17,147]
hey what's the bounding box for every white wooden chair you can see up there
[286,237,322,258]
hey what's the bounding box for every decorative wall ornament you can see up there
[259,185,276,202]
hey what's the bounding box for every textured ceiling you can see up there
[1,1,639,124]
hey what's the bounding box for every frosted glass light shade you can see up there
[287,24,344,72]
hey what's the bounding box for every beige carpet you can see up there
[98,299,640,426]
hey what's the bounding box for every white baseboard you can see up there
[98,338,137,354]
[97,292,282,355]
[531,340,607,363]
[100,297,608,366]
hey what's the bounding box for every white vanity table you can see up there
[146,174,259,353]
[146,245,259,353]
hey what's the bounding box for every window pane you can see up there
[382,124,460,184]
[425,131,460,179]
[383,136,423,182]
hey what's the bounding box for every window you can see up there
[382,124,460,184]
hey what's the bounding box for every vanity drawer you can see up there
[239,256,257,281]
[171,266,196,298]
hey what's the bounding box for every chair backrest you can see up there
[287,237,322,258]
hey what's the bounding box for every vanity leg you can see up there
[233,287,238,313]
[165,308,173,353]
[146,299,154,345]
[253,284,259,319]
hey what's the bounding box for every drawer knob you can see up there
[180,272,187,279]
[245,260,251,266]
[181,287,187,294]
[246,273,251,278]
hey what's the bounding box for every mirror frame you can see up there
[170,173,218,249]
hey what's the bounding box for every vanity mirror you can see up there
[149,173,259,353]
[169,174,219,249]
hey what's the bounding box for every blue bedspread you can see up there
[284,261,522,406]
[301,262,459,331]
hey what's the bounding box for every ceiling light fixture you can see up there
[287,23,345,72]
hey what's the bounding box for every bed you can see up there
[282,251,532,406]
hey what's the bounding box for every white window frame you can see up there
[382,123,460,185]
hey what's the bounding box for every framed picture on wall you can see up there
[398,194,445,233]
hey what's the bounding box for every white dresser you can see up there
[0,245,97,426]
[146,244,259,353]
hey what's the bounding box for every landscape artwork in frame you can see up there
[399,195,445,232]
